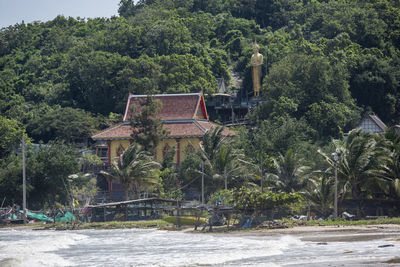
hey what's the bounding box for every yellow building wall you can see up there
[109,137,201,164]
[109,140,131,161]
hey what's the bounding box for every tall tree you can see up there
[304,175,334,217]
[0,141,79,208]
[129,96,168,152]
[199,126,225,165]
[371,129,400,200]
[319,130,381,216]
[213,145,246,190]
[0,116,25,158]
[269,149,309,193]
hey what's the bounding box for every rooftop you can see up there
[92,93,234,140]
[123,93,208,121]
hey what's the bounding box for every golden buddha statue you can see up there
[250,41,263,97]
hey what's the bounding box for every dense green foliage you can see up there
[0,142,79,208]
[1,0,400,148]
[230,186,301,210]
[2,0,400,215]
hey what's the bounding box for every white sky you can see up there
[0,0,123,29]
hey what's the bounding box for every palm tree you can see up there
[197,126,252,192]
[269,149,309,193]
[198,126,226,187]
[319,129,379,216]
[213,145,246,189]
[371,129,400,199]
[199,126,225,166]
[101,145,161,200]
[303,174,334,217]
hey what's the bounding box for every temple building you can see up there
[92,92,234,166]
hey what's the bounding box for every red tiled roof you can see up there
[164,122,205,137]
[92,121,234,140]
[93,122,202,140]
[92,124,132,140]
[196,121,236,136]
[123,93,207,121]
[92,93,233,140]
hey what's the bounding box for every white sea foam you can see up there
[68,229,302,266]
[0,230,88,267]
[1,228,398,266]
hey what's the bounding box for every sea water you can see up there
[0,228,399,266]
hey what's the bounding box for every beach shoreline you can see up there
[1,222,400,266]
[2,220,400,238]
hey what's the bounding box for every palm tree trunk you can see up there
[352,185,362,218]
[125,189,129,201]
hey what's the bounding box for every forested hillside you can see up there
[1,0,400,153]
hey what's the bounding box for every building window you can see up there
[96,146,108,163]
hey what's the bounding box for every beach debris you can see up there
[343,251,353,254]
[0,257,22,267]
[378,244,394,248]
[291,215,308,220]
[258,220,288,229]
[316,242,328,245]
[341,211,355,220]
[385,257,400,264]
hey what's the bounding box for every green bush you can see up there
[232,186,301,211]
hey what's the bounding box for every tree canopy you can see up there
[2,0,400,212]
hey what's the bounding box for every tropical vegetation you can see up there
[1,0,400,218]
[101,145,161,200]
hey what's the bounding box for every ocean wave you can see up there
[0,230,88,266]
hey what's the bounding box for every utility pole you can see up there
[22,135,27,224]
[260,163,263,193]
[230,95,234,126]
[334,159,338,219]
[224,166,227,190]
[332,152,340,219]
[201,162,204,205]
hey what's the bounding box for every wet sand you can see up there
[232,224,400,242]
[232,224,400,266]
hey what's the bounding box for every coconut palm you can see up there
[199,126,225,164]
[101,145,161,200]
[197,126,253,192]
[371,129,400,199]
[303,174,334,217]
[213,145,247,189]
[269,149,309,193]
[319,129,379,216]
[198,126,226,185]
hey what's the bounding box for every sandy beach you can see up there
[219,224,400,266]
[223,224,400,242]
